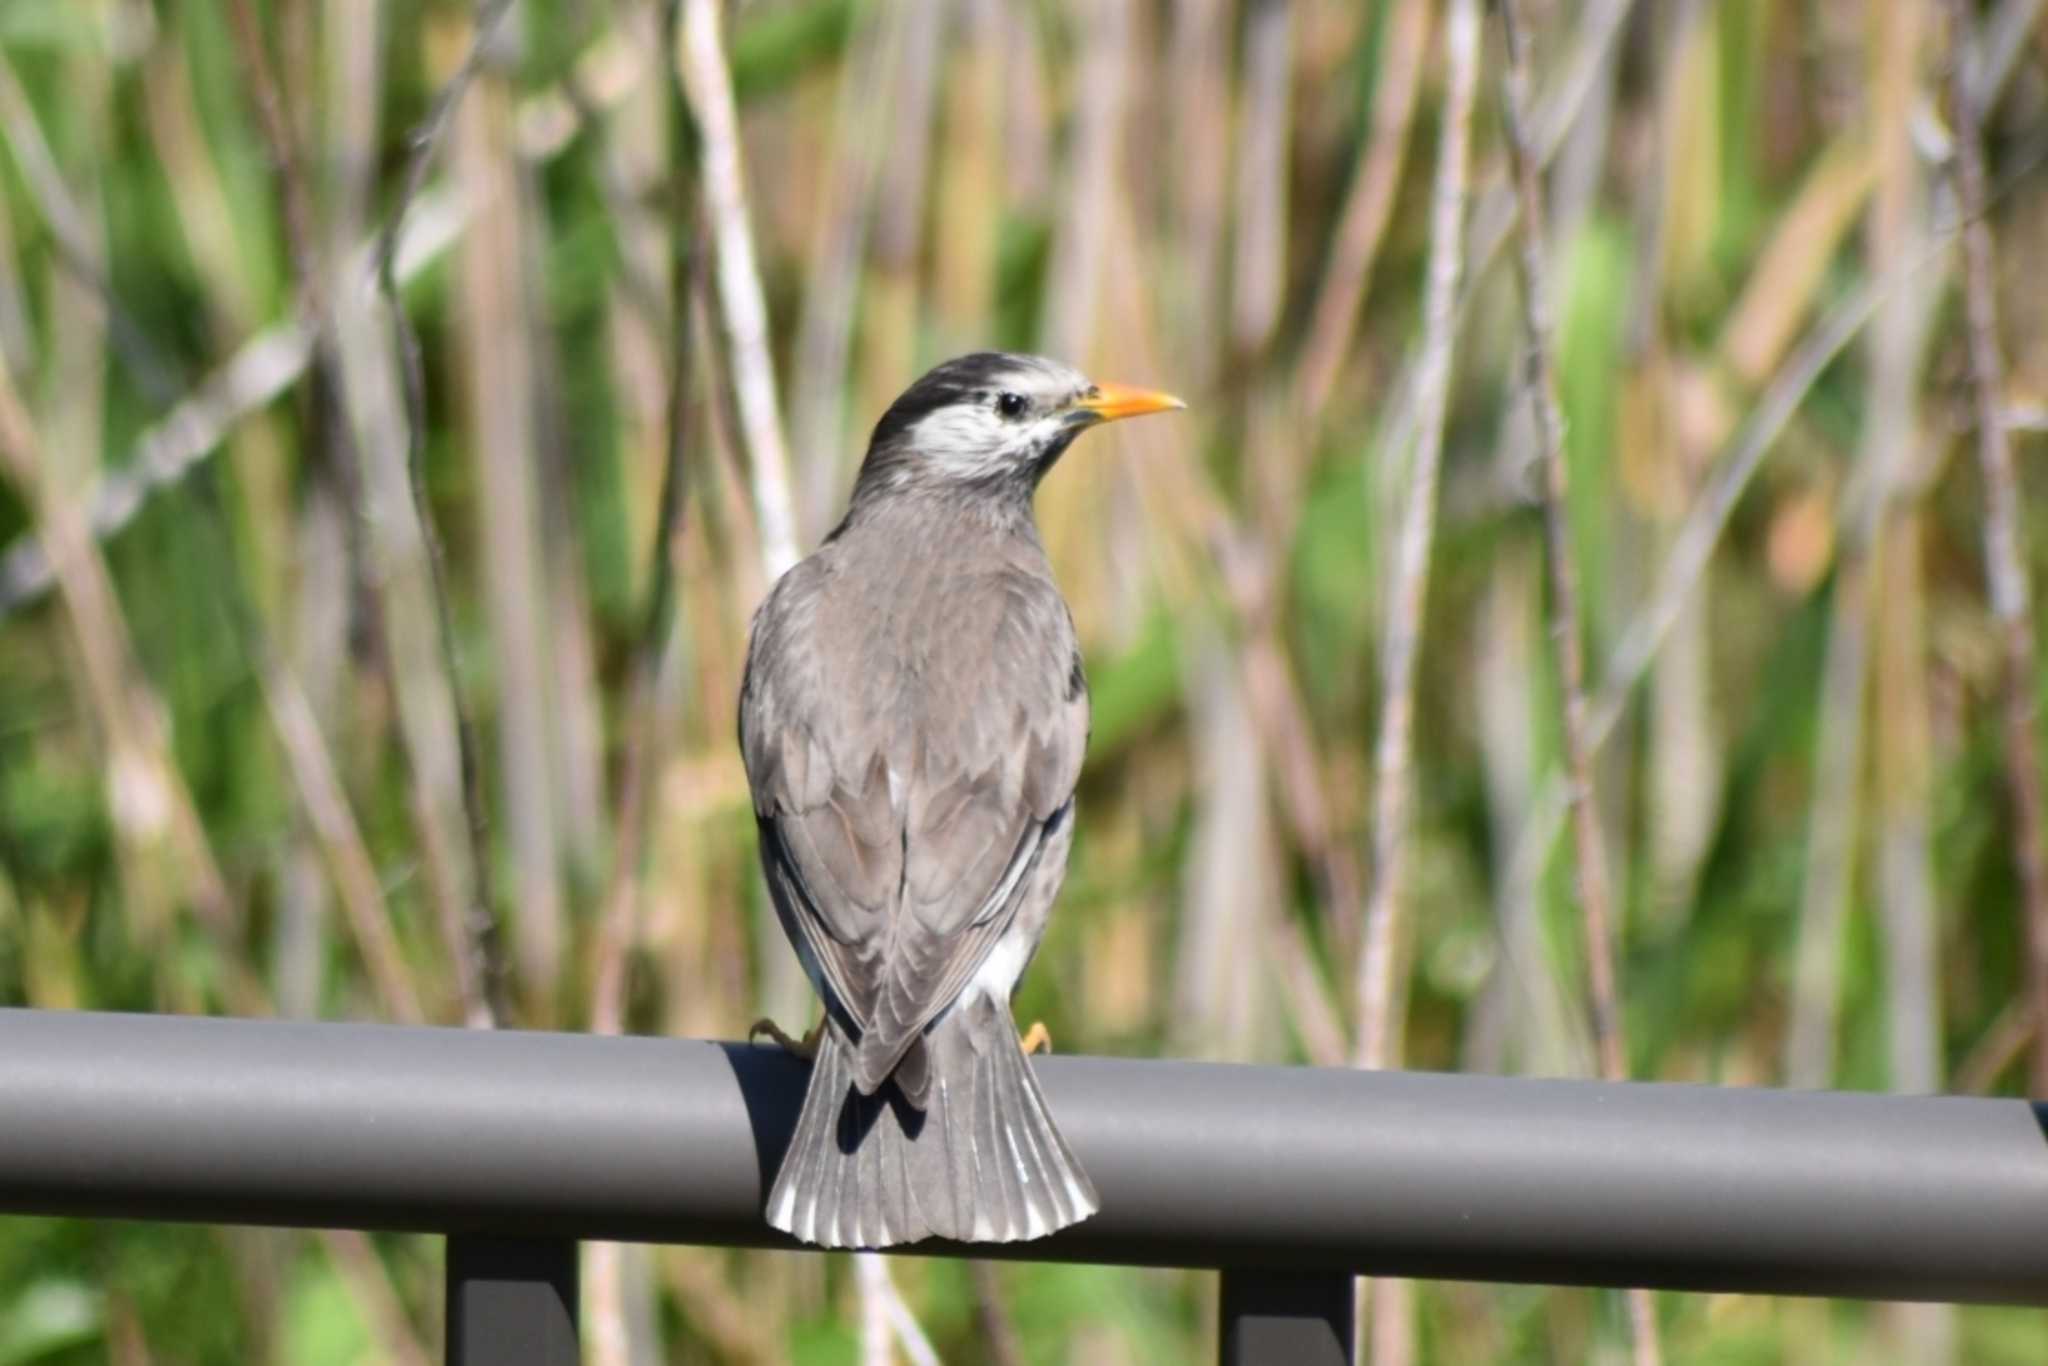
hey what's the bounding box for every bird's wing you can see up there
[852,576,1087,1088]
[739,560,893,1035]
[740,580,899,1031]
[752,755,898,1034]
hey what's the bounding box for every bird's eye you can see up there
[995,391,1027,419]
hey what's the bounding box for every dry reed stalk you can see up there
[0,18,679,620]
[280,385,353,1032]
[0,54,178,406]
[0,348,262,1009]
[316,1229,433,1366]
[1632,1,1719,929]
[1040,0,1129,364]
[791,2,900,535]
[857,1252,891,1366]
[141,38,267,333]
[1459,0,1634,294]
[583,1240,636,1366]
[1179,629,1286,1060]
[1230,0,1293,359]
[322,0,382,252]
[370,0,522,1028]
[998,3,1052,209]
[0,181,27,372]
[257,646,425,1024]
[932,0,1002,356]
[0,192,466,616]
[142,26,304,649]
[677,0,803,1035]
[224,0,325,326]
[1083,117,1355,1061]
[1241,622,1366,972]
[1167,0,1231,383]
[7,25,197,952]
[1874,516,1952,1363]
[1719,141,1879,390]
[591,232,700,1042]
[220,0,376,713]
[853,0,944,442]
[522,179,610,897]
[1497,1,1660,1360]
[1354,0,1479,1073]
[0,12,717,619]
[1968,0,2046,109]
[20,51,110,482]
[585,19,700,1358]
[852,1250,940,1366]
[1858,0,1945,1153]
[1088,154,1357,1063]
[4,299,438,1366]
[1784,6,1943,1102]
[1499,253,1918,945]
[1473,547,1585,1075]
[1372,0,1634,470]
[1208,531,1365,1010]
[1351,4,1479,1355]
[1780,450,1876,1081]
[1957,999,2033,1094]
[0,186,482,1022]
[1367,1278,1416,1366]
[0,58,91,264]
[970,1261,1026,1366]
[1859,29,1949,1359]
[1296,0,1433,426]
[1944,0,2048,1098]
[453,67,567,1015]
[213,0,433,1028]
[659,1249,779,1364]
[678,0,801,582]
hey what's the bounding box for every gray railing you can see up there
[2,1008,2046,1363]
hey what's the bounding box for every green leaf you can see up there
[0,3,102,51]
[0,1281,99,1365]
[283,1257,371,1366]
[1084,609,1182,757]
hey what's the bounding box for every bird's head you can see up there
[851,352,1183,507]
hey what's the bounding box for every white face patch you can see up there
[907,405,1070,480]
[901,357,1093,483]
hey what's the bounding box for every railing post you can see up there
[1217,1268,1355,1366]
[445,1235,579,1366]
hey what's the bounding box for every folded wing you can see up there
[740,564,1086,1096]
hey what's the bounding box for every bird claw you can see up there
[750,1016,823,1060]
[1018,1020,1052,1056]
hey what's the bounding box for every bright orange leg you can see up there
[749,1016,823,1060]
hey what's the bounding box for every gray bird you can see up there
[738,352,1183,1249]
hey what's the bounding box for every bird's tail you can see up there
[765,993,1098,1249]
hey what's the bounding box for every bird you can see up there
[737,352,1184,1249]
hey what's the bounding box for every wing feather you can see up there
[740,552,1087,1097]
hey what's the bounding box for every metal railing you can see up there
[2,1008,2046,1363]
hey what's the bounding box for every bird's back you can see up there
[739,495,1087,1079]
[745,501,1080,788]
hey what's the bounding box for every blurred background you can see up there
[2,0,2047,1361]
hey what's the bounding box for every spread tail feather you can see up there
[765,994,1098,1249]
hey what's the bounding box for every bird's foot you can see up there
[749,1016,823,1060]
[1018,1020,1053,1056]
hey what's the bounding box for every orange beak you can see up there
[1072,380,1187,424]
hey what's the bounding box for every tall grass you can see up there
[2,1,2046,1361]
